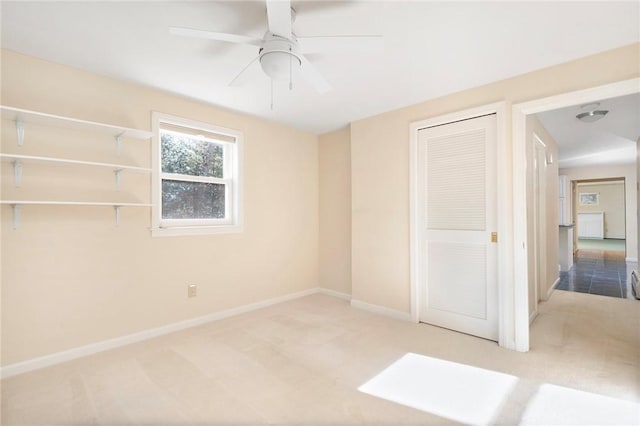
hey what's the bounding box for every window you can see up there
[151,112,243,236]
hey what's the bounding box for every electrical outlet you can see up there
[188,284,197,298]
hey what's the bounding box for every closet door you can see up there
[417,114,498,340]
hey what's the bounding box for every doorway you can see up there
[556,177,631,299]
[513,78,640,350]
[574,179,626,254]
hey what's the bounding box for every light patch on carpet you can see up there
[521,383,640,425]
[358,353,518,426]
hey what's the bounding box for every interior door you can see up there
[418,114,498,341]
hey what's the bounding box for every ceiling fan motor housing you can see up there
[259,33,302,81]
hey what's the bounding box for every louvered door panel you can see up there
[426,129,486,231]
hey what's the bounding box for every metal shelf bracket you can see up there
[13,160,23,187]
[16,118,25,146]
[11,204,21,230]
[114,169,122,190]
[114,205,121,226]
[115,132,124,157]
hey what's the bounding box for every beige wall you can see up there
[2,42,639,365]
[318,127,351,296]
[560,164,637,260]
[351,43,640,313]
[577,182,626,239]
[0,50,319,365]
[526,116,560,318]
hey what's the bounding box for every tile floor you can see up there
[556,249,637,299]
[2,292,639,425]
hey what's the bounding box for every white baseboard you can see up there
[529,310,538,324]
[317,288,351,301]
[626,257,638,263]
[350,299,412,322]
[1,287,320,379]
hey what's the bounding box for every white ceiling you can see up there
[536,93,639,169]
[1,1,639,134]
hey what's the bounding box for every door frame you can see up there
[409,102,510,348]
[512,77,640,351]
[574,177,627,247]
[531,133,548,322]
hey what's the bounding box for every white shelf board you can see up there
[0,153,151,173]
[1,106,152,140]
[0,200,152,207]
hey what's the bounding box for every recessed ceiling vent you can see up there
[576,102,608,123]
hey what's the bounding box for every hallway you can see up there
[556,249,637,299]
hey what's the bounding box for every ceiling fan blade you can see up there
[299,55,332,94]
[228,55,261,87]
[266,0,292,39]
[298,35,384,54]
[169,27,262,47]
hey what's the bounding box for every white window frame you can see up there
[151,112,243,237]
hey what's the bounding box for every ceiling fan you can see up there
[169,0,383,94]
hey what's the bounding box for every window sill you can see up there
[151,224,243,237]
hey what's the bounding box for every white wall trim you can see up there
[533,134,549,310]
[317,288,352,301]
[512,77,640,353]
[512,104,530,352]
[529,310,538,325]
[513,78,640,116]
[626,257,638,263]
[1,287,324,379]
[495,102,513,350]
[409,102,511,347]
[350,299,412,322]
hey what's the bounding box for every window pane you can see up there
[161,131,224,178]
[162,180,225,219]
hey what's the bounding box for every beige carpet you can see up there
[2,291,639,425]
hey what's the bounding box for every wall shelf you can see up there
[1,201,152,229]
[1,106,152,142]
[0,201,152,206]
[1,105,153,229]
[0,154,151,172]
[0,153,151,188]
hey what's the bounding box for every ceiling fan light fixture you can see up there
[260,51,301,80]
[170,0,379,93]
[576,110,608,123]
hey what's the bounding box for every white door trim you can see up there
[512,77,640,352]
[532,133,548,321]
[409,102,510,348]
